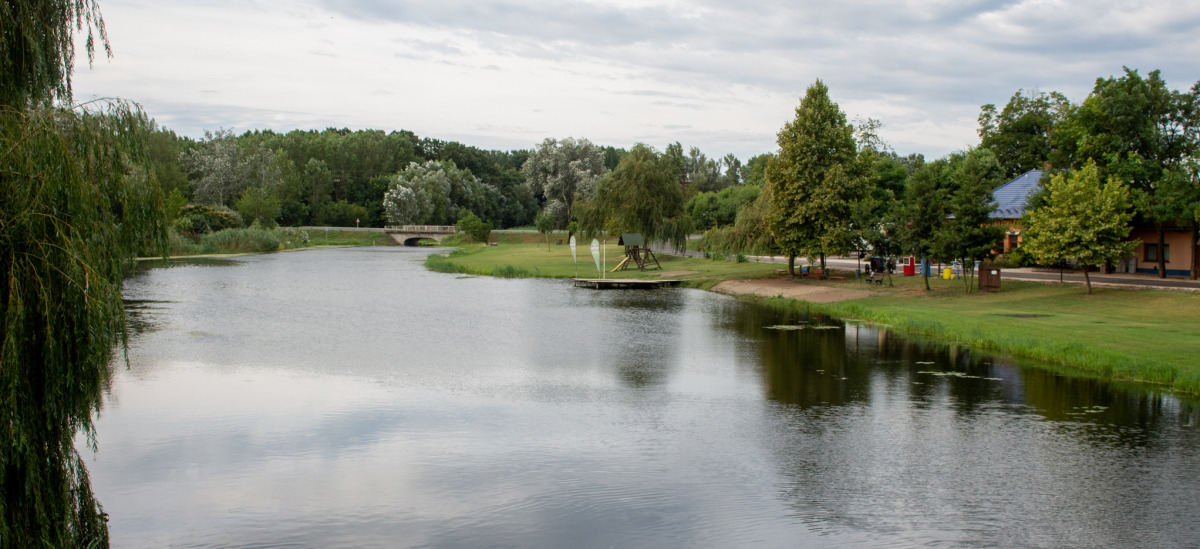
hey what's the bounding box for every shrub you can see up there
[318,200,369,227]
[177,203,242,234]
[458,209,493,244]
[198,227,280,254]
[235,187,281,229]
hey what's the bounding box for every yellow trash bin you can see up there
[943,267,953,280]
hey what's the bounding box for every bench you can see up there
[806,268,826,280]
[866,271,885,285]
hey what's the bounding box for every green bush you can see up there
[198,227,281,254]
[178,203,242,234]
[318,200,369,227]
[458,209,493,243]
[236,187,281,229]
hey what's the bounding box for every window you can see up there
[1145,244,1170,262]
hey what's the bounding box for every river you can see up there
[87,246,1200,547]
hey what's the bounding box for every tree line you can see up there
[696,69,1200,292]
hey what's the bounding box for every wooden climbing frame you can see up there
[614,233,661,271]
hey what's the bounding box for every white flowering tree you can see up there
[521,137,608,227]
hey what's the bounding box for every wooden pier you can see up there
[572,278,682,290]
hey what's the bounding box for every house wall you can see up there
[991,219,1024,253]
[1130,228,1196,277]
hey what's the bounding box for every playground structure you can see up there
[611,233,661,271]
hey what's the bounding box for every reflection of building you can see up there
[989,169,1043,254]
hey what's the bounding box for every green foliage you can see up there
[198,227,281,254]
[384,160,504,227]
[700,184,777,257]
[978,89,1071,177]
[580,143,691,250]
[178,203,242,234]
[1023,162,1138,294]
[743,153,774,187]
[235,187,281,229]
[457,209,493,244]
[535,210,554,250]
[1060,68,1199,188]
[164,188,188,219]
[686,184,761,230]
[1,102,167,548]
[521,137,608,227]
[319,200,369,227]
[764,79,867,273]
[930,148,1006,292]
[0,0,109,107]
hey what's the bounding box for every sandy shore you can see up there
[712,277,876,303]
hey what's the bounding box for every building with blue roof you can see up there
[988,169,1043,253]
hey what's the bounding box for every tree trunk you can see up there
[1158,225,1167,278]
[1083,267,1093,295]
[788,254,796,277]
[820,252,826,272]
[922,256,930,291]
[963,258,971,294]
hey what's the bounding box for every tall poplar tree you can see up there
[2,2,167,547]
[764,80,866,276]
[931,148,1006,293]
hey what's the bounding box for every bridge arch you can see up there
[385,225,458,247]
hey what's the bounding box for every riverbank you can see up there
[425,239,1200,395]
[165,227,399,257]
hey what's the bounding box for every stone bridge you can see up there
[385,225,458,246]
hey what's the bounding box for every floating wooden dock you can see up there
[572,278,682,290]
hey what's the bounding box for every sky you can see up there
[72,0,1200,161]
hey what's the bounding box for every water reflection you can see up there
[750,317,1200,546]
[89,247,1200,548]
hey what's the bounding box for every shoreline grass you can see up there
[423,236,780,288]
[159,227,398,258]
[425,240,1200,395]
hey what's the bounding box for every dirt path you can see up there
[713,278,876,303]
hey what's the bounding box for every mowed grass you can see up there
[429,239,1200,394]
[426,236,779,287]
[810,276,1200,394]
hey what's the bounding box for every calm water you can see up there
[87,247,1200,548]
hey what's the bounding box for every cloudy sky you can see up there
[72,0,1199,160]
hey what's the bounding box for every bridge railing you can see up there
[384,225,458,233]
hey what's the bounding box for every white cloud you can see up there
[72,0,1200,160]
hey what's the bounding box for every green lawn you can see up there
[427,241,1200,395]
[426,239,779,287]
[810,278,1200,393]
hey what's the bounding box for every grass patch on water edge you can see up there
[427,241,1200,395]
[423,240,779,285]
[164,227,398,257]
[797,281,1200,395]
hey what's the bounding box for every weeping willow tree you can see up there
[575,143,691,251]
[2,1,167,547]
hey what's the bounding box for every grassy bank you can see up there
[806,278,1200,394]
[425,234,778,288]
[168,227,398,256]
[426,239,1200,395]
